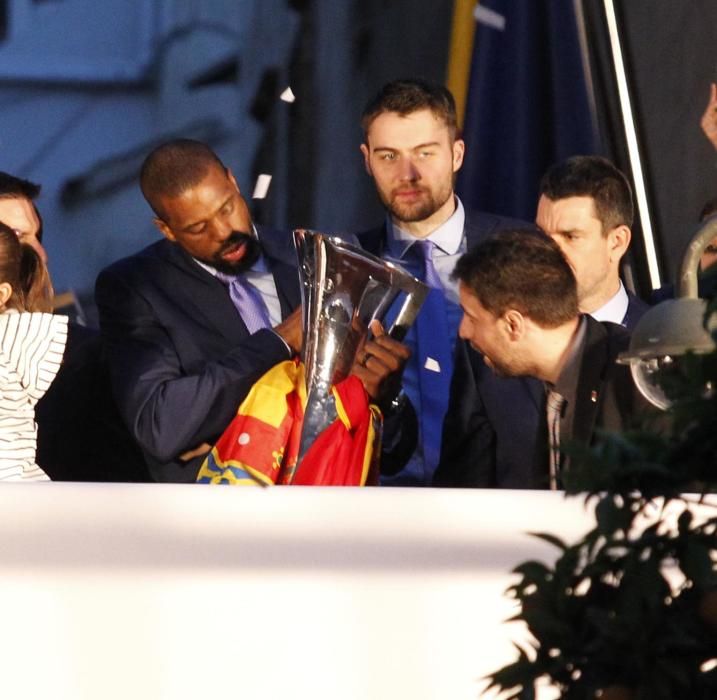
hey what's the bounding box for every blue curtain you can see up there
[457,0,600,221]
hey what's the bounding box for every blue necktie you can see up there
[409,240,453,476]
[216,272,271,334]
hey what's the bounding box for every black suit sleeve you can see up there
[95,266,292,472]
[377,395,418,476]
[433,339,497,487]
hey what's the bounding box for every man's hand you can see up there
[700,82,717,152]
[179,442,211,462]
[275,306,303,355]
[351,320,411,402]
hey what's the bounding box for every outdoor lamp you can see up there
[618,215,717,409]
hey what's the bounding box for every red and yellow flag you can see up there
[197,360,381,486]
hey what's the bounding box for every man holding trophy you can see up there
[95,139,412,483]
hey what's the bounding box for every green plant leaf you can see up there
[485,295,717,699]
[512,560,553,581]
[678,509,693,535]
[595,495,634,536]
[681,540,717,587]
[528,531,568,551]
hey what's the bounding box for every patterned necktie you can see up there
[546,389,566,490]
[408,239,453,478]
[215,272,271,334]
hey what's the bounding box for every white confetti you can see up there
[473,4,506,31]
[424,357,442,373]
[252,174,272,199]
[237,432,251,446]
[280,86,296,103]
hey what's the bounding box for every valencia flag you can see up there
[197,360,381,486]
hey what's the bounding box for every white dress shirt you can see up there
[590,280,629,326]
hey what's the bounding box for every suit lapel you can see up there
[158,240,250,343]
[269,259,301,318]
[571,317,610,447]
[463,211,500,247]
[256,226,301,318]
[622,291,649,330]
[524,376,545,411]
[357,224,389,257]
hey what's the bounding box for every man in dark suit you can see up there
[435,156,649,488]
[96,139,408,482]
[536,156,648,327]
[436,230,642,490]
[356,79,525,486]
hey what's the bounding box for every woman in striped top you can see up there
[0,223,67,480]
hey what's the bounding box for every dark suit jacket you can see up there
[434,314,647,489]
[36,322,150,482]
[358,210,531,485]
[95,228,301,482]
[623,291,650,330]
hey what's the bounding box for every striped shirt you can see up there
[0,311,68,481]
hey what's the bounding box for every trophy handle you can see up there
[385,280,429,342]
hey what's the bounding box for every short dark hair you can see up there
[539,156,634,232]
[140,139,226,220]
[0,171,41,201]
[453,229,578,328]
[361,79,458,141]
[0,171,43,243]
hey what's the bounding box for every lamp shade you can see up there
[617,299,716,409]
[617,216,717,409]
[618,298,716,361]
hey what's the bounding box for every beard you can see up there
[380,180,454,223]
[484,352,539,380]
[481,344,535,379]
[483,353,517,379]
[206,230,261,275]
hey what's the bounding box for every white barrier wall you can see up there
[0,484,598,699]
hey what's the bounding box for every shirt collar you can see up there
[590,280,629,326]
[386,196,466,260]
[548,314,588,400]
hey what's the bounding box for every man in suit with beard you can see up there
[441,229,644,490]
[96,139,409,482]
[356,79,525,486]
[435,156,650,489]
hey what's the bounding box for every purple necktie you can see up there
[412,239,443,290]
[216,272,271,334]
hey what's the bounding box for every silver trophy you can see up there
[293,229,429,462]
